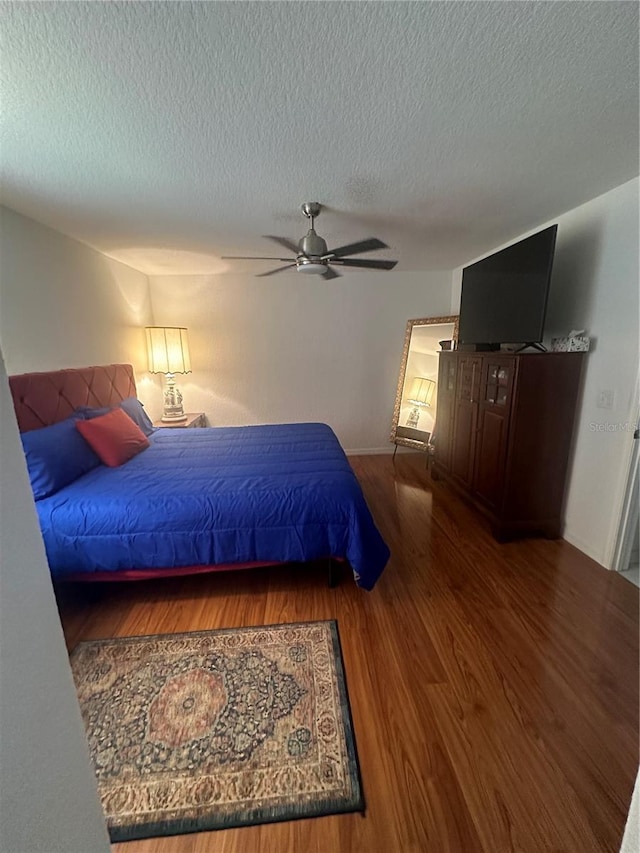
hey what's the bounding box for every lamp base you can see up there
[162,373,186,422]
[406,406,421,429]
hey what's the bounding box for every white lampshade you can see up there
[145,327,191,375]
[407,376,436,407]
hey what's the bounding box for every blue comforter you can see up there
[36,423,389,589]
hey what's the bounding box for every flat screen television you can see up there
[458,224,558,350]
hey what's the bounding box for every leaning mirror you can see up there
[390,315,459,456]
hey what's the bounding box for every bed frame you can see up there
[10,363,340,585]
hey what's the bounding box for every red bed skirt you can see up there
[61,558,343,583]
[62,560,285,583]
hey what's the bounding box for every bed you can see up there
[10,364,390,590]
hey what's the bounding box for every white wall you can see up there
[148,270,453,452]
[0,348,110,853]
[621,770,640,853]
[451,177,640,567]
[0,206,154,398]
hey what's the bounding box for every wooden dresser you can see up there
[432,351,585,540]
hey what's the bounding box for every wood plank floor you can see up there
[57,454,639,853]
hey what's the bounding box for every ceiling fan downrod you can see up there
[298,202,328,269]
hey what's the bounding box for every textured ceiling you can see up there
[1,1,638,274]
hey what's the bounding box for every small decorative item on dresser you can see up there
[153,412,206,429]
[551,329,591,352]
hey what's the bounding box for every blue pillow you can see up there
[21,416,102,500]
[119,397,155,437]
[75,405,110,419]
[75,399,155,437]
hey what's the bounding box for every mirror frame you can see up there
[390,315,459,450]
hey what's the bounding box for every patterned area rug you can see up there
[70,620,363,841]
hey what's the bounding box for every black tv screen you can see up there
[458,225,558,346]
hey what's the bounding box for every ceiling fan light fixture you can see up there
[296,261,327,275]
[225,203,397,278]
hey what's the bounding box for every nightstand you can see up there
[153,413,206,429]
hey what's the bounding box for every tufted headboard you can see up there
[9,364,137,432]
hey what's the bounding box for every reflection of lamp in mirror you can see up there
[145,326,192,422]
[406,377,436,428]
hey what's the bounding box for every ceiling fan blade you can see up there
[221,256,294,261]
[263,235,301,255]
[330,258,398,270]
[323,238,388,259]
[322,265,341,280]
[255,264,297,277]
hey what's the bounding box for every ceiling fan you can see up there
[221,202,398,279]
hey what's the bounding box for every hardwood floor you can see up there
[57,454,639,853]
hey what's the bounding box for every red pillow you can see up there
[76,407,150,467]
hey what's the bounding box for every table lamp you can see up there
[406,376,435,428]
[145,326,192,422]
